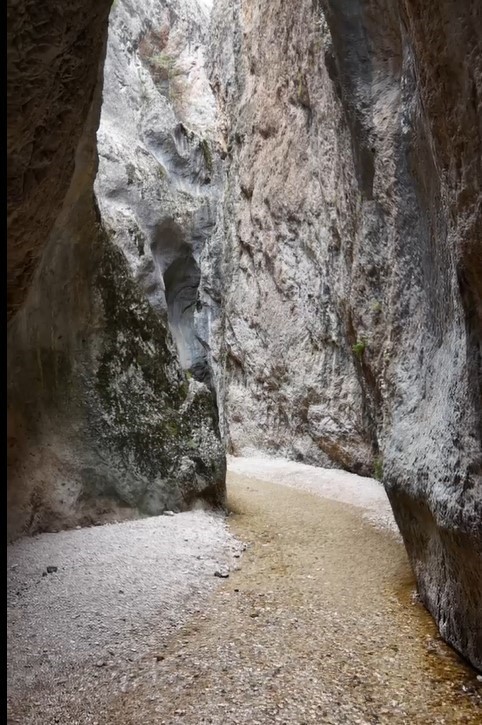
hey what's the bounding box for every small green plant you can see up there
[151,53,176,74]
[199,139,213,173]
[371,300,382,314]
[373,456,383,481]
[165,420,180,436]
[352,339,366,359]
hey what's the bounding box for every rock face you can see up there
[209,0,482,669]
[7,0,482,673]
[95,0,221,388]
[208,0,375,473]
[7,0,225,541]
[7,0,112,320]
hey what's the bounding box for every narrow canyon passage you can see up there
[7,0,482,720]
[8,462,481,724]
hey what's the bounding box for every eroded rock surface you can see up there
[95,0,222,387]
[7,0,482,674]
[209,0,482,668]
[7,0,112,320]
[7,0,225,540]
[208,0,374,472]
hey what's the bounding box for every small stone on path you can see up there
[214,570,229,578]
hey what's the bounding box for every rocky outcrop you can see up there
[208,0,374,473]
[7,0,226,540]
[210,0,482,669]
[7,0,112,320]
[95,0,222,387]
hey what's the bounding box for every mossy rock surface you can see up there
[83,234,225,509]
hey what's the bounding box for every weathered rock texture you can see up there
[7,0,225,541]
[95,0,222,388]
[209,1,375,473]
[7,0,112,320]
[210,0,482,669]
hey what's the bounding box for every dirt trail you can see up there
[8,467,482,724]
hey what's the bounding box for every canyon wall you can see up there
[7,0,225,541]
[7,0,482,671]
[7,0,111,320]
[95,0,222,388]
[209,0,482,668]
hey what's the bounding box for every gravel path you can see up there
[7,509,243,723]
[8,457,481,723]
[228,455,398,534]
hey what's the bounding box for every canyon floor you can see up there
[7,458,482,724]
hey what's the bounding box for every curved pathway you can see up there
[8,459,481,723]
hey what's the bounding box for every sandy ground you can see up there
[227,455,398,533]
[7,457,481,724]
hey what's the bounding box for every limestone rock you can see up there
[7,0,482,673]
[208,0,374,473]
[95,0,222,388]
[7,0,226,540]
[7,0,112,320]
[210,0,482,668]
